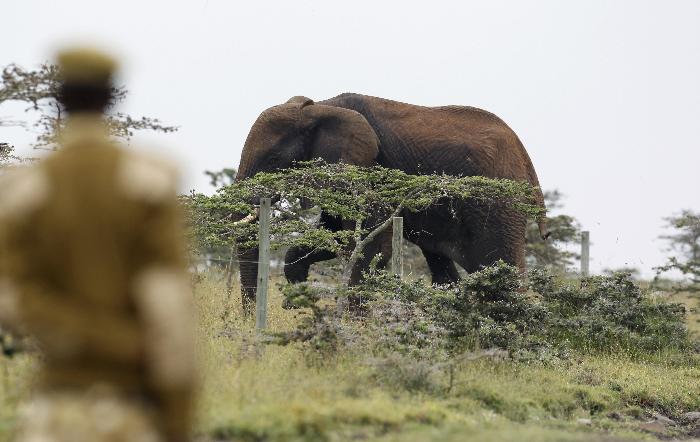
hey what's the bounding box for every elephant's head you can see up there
[237,96,379,180]
[236,96,380,313]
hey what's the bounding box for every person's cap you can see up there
[56,47,117,86]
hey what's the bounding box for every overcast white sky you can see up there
[2,0,699,277]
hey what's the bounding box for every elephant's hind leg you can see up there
[423,250,461,285]
[284,246,337,283]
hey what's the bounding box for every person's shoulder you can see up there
[115,148,180,204]
[0,165,50,221]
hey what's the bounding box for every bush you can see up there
[270,283,347,355]
[274,262,694,363]
[530,270,690,353]
[455,263,549,352]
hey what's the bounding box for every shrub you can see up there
[530,270,690,353]
[274,262,694,363]
[270,283,347,355]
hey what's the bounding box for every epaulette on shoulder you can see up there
[0,166,50,221]
[116,150,180,203]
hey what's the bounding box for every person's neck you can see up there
[59,112,110,145]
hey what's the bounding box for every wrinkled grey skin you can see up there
[236,93,547,312]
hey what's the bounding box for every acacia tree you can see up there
[204,167,237,187]
[185,160,543,288]
[0,143,27,166]
[525,190,581,272]
[0,63,176,154]
[655,209,700,292]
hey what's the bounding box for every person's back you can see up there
[0,47,194,442]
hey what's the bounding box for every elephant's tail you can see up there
[514,136,550,241]
[531,177,550,241]
[531,174,550,240]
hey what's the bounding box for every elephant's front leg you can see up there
[284,246,337,283]
[423,250,461,285]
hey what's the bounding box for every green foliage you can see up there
[270,284,345,355]
[530,270,691,353]
[204,167,237,187]
[184,169,242,273]
[275,262,694,362]
[231,160,541,219]
[350,272,453,358]
[345,263,553,362]
[0,143,28,167]
[526,190,581,272]
[0,63,60,108]
[0,62,176,150]
[655,209,700,292]
[184,160,543,279]
[458,263,548,351]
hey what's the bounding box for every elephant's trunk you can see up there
[532,185,550,240]
[234,148,261,315]
[232,204,259,315]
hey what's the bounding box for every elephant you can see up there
[235,93,548,311]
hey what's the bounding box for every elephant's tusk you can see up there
[234,208,259,225]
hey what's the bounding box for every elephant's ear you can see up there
[301,104,379,167]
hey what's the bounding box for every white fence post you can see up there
[256,198,271,329]
[392,217,404,279]
[580,230,590,277]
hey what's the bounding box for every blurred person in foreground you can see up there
[0,47,195,442]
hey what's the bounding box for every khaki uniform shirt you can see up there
[0,113,194,440]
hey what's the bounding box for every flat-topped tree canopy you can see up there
[184,160,544,285]
[0,62,176,150]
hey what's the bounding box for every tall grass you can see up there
[192,271,700,441]
[1,268,698,441]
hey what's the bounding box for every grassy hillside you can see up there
[1,272,699,441]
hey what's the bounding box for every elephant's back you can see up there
[323,93,529,180]
[322,93,510,129]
